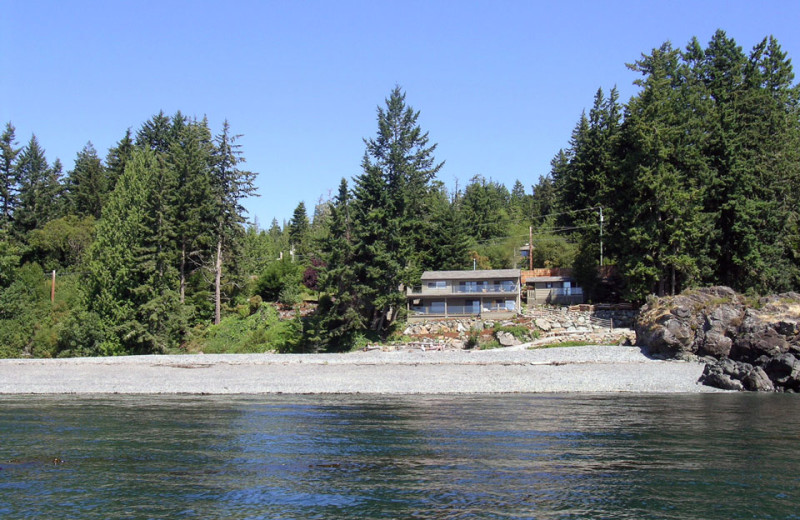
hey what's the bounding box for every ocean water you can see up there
[0,394,798,519]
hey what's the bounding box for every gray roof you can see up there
[421,269,521,281]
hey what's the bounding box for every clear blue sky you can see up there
[3,0,799,226]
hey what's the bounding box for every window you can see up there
[427,281,446,289]
[430,301,446,314]
[459,281,478,293]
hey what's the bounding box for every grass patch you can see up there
[492,324,537,341]
[479,340,503,350]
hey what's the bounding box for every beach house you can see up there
[406,269,521,321]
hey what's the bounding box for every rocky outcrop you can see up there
[636,287,800,392]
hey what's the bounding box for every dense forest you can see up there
[1,30,798,356]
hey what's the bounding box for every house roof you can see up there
[421,269,521,281]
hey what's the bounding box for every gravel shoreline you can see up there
[0,345,718,394]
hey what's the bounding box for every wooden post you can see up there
[51,270,56,303]
[529,226,533,270]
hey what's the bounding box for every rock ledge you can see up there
[636,287,800,392]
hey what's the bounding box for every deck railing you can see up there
[407,284,519,295]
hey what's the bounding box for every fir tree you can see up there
[15,135,64,234]
[209,120,257,324]
[105,128,134,192]
[66,142,106,218]
[0,123,20,228]
[288,201,310,257]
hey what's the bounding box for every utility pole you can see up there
[51,270,56,303]
[599,206,604,267]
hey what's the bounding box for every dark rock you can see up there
[732,328,790,363]
[742,366,774,392]
[700,331,733,358]
[637,287,799,391]
[764,353,800,391]
[700,363,744,391]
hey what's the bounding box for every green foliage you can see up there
[493,324,534,341]
[191,304,302,354]
[0,122,21,227]
[465,330,480,349]
[0,229,21,288]
[14,135,65,234]
[553,31,800,301]
[288,201,310,255]
[255,258,301,301]
[66,142,107,218]
[26,215,95,270]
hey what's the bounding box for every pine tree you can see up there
[288,201,310,257]
[135,111,173,155]
[312,178,365,350]
[348,87,443,335]
[210,120,257,324]
[0,123,20,228]
[105,128,134,192]
[699,31,800,292]
[169,117,215,304]
[15,135,64,234]
[88,148,183,353]
[66,142,107,218]
[616,42,712,297]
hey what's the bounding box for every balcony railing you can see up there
[408,283,519,295]
[548,287,583,296]
[409,302,517,316]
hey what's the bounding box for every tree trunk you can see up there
[180,242,186,304]
[215,238,222,325]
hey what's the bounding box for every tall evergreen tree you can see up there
[105,128,134,192]
[311,178,365,350]
[288,201,310,257]
[0,123,20,228]
[88,148,183,353]
[169,117,215,304]
[350,86,443,334]
[14,135,64,234]
[209,120,257,324]
[616,42,712,296]
[66,142,107,218]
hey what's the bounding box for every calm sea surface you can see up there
[1,394,798,519]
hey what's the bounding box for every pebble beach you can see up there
[0,345,718,394]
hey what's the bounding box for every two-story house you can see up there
[406,269,521,322]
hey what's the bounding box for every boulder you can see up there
[764,353,800,390]
[496,331,521,347]
[742,366,775,392]
[535,318,552,332]
[700,363,745,391]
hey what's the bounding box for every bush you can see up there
[191,303,303,354]
[465,331,480,349]
[493,324,532,341]
[255,259,301,302]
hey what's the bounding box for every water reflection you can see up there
[1,394,799,519]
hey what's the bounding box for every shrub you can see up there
[255,259,301,302]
